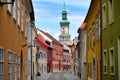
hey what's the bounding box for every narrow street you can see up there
[37,71,81,80]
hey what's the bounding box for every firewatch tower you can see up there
[59,1,71,44]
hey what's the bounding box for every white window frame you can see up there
[18,55,20,80]
[8,50,12,80]
[25,16,29,38]
[6,0,12,14]
[103,49,108,74]
[102,3,107,29]
[108,0,114,24]
[0,47,4,80]
[109,47,115,75]
[14,53,17,80]
[13,1,16,21]
[21,9,24,32]
[24,58,26,76]
[17,0,20,26]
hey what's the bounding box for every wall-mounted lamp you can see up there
[0,0,15,6]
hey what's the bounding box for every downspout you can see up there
[100,0,102,80]
[31,22,33,80]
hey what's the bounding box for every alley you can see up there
[37,71,81,80]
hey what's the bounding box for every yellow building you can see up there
[0,0,34,80]
[84,0,101,80]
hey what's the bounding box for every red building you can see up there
[37,29,63,72]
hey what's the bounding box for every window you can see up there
[18,56,20,80]
[102,3,106,29]
[14,54,17,80]
[6,0,11,14]
[0,48,4,80]
[13,1,16,21]
[17,0,20,26]
[8,51,12,80]
[21,10,24,32]
[103,49,108,74]
[24,59,26,76]
[25,17,29,38]
[108,0,114,24]
[109,47,115,75]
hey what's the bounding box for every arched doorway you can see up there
[92,55,97,80]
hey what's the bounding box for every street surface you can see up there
[37,71,81,80]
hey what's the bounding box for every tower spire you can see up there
[63,0,65,9]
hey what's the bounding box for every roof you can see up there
[37,29,62,46]
[62,9,67,13]
[60,20,70,24]
[77,23,87,33]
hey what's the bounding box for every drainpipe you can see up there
[31,22,33,80]
[100,0,102,80]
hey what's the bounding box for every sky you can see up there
[32,0,91,41]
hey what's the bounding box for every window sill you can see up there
[102,25,107,30]
[13,18,17,23]
[103,72,108,75]
[109,19,114,25]
[110,73,115,75]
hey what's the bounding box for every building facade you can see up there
[62,43,71,71]
[44,32,63,72]
[36,34,48,74]
[0,0,34,80]
[102,0,120,80]
[84,0,101,80]
[37,29,53,73]
[31,26,37,80]
[77,23,87,80]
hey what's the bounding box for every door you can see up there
[118,38,120,80]
[93,57,97,80]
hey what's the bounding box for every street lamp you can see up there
[0,0,15,5]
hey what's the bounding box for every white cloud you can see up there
[33,0,91,8]
[53,31,60,40]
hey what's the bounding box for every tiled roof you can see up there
[37,29,62,46]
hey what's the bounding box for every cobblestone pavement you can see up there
[37,71,81,80]
[48,71,81,80]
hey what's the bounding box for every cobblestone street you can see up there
[37,71,81,80]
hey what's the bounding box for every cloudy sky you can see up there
[32,0,91,40]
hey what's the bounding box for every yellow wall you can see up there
[0,0,29,80]
[85,0,101,80]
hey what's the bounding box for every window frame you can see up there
[0,47,4,80]
[108,0,114,24]
[21,9,24,32]
[17,0,20,27]
[103,49,108,74]
[18,55,20,80]
[13,1,16,21]
[109,47,115,75]
[14,53,17,80]
[102,3,107,29]
[8,50,12,80]
[6,0,12,15]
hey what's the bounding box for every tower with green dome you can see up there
[59,1,71,44]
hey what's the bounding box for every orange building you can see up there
[0,0,34,80]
